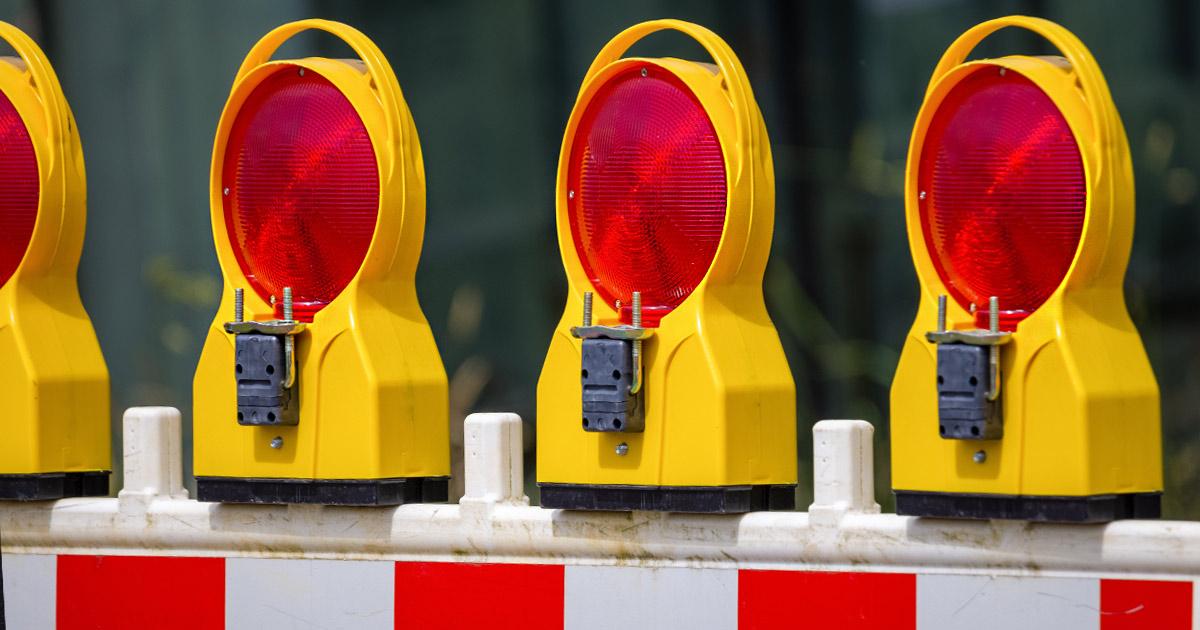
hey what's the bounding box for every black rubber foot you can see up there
[196,476,449,506]
[894,490,1162,523]
[0,471,110,501]
[538,483,796,513]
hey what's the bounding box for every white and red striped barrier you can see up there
[2,410,1198,629]
[6,554,1196,629]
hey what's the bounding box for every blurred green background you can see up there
[1,0,1195,516]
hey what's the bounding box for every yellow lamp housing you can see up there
[0,23,110,500]
[536,20,796,513]
[890,16,1161,522]
[193,20,449,505]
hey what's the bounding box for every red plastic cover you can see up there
[0,89,38,288]
[222,66,379,322]
[918,67,1085,330]
[567,65,727,327]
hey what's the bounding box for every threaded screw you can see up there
[936,295,947,333]
[234,288,244,323]
[582,291,593,327]
[283,287,294,322]
[631,291,643,395]
[987,296,1000,402]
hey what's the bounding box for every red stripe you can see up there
[57,555,225,630]
[739,570,916,629]
[1101,579,1192,629]
[395,561,564,630]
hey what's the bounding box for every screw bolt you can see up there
[640,67,648,77]
[987,295,1001,402]
[270,436,284,449]
[234,288,244,323]
[973,450,986,464]
[615,442,629,456]
[283,287,294,322]
[630,291,643,395]
[582,291,593,327]
[919,190,927,201]
[936,294,947,333]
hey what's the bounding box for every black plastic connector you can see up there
[937,343,1001,440]
[581,337,643,432]
[235,333,298,426]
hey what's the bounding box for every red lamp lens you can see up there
[918,67,1085,330]
[223,66,379,322]
[567,65,727,327]
[0,89,38,288]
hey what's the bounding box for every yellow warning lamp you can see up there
[537,20,796,513]
[192,20,449,505]
[0,23,110,500]
[890,16,1161,522]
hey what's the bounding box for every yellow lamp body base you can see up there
[537,21,796,513]
[0,25,110,500]
[192,21,448,505]
[890,17,1161,522]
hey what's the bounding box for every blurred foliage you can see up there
[1,0,1197,517]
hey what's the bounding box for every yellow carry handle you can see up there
[236,19,411,175]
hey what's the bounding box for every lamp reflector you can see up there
[0,89,38,288]
[567,65,727,327]
[222,66,379,322]
[918,67,1085,330]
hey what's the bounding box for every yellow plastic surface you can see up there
[891,16,1161,498]
[537,20,796,489]
[193,20,448,481]
[0,22,110,476]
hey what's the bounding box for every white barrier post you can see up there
[459,413,528,514]
[808,419,880,526]
[117,406,188,512]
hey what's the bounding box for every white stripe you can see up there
[917,574,1098,630]
[1193,580,1199,630]
[564,565,737,630]
[2,553,55,630]
[226,557,394,629]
